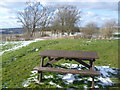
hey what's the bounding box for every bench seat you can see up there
[33,67,100,76]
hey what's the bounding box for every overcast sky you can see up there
[0,0,119,28]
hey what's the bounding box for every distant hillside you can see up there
[0,28,25,34]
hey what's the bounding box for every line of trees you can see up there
[17,1,117,39]
[80,19,117,39]
[17,1,81,37]
[100,20,117,38]
[81,22,98,38]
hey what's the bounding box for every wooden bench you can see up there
[34,67,100,76]
[34,50,100,88]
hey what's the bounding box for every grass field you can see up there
[1,39,119,88]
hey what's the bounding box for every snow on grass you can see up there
[0,38,44,55]
[94,85,99,88]
[61,63,83,69]
[30,70,38,77]
[22,70,59,88]
[62,74,76,83]
[49,81,62,88]
[44,75,53,79]
[22,70,38,87]
[22,79,31,87]
[61,63,118,87]
[23,63,119,88]
[84,85,88,89]
[87,78,97,81]
[96,66,117,77]
[98,77,113,86]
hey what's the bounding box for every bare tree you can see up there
[51,5,81,36]
[50,17,61,36]
[101,20,117,38]
[38,7,53,36]
[83,22,98,38]
[17,1,51,37]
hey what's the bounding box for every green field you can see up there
[1,39,119,88]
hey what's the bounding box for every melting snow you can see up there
[49,81,62,88]
[96,66,117,77]
[61,63,82,69]
[61,63,117,87]
[98,77,113,86]
[94,85,99,88]
[44,75,53,79]
[62,74,76,83]
[30,70,38,76]
[0,38,44,55]
[84,85,88,89]
[22,62,118,88]
[22,70,38,87]
[87,78,97,81]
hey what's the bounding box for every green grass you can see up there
[1,39,118,88]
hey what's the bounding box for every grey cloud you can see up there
[0,1,118,11]
[46,2,118,11]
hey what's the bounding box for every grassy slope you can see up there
[1,39,118,88]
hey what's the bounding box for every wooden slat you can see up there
[75,59,90,69]
[33,67,100,76]
[44,57,63,66]
[38,50,99,60]
[48,59,58,64]
[48,57,62,64]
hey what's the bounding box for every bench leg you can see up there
[89,60,95,71]
[38,56,44,83]
[91,76,95,88]
[38,71,42,83]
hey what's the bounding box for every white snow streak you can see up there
[0,38,44,55]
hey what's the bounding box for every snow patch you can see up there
[44,75,53,79]
[30,70,38,76]
[49,81,62,88]
[94,85,99,88]
[22,70,38,87]
[62,74,75,83]
[61,63,118,86]
[96,66,117,77]
[98,77,113,86]
[61,63,83,69]
[0,38,44,55]
[35,49,39,51]
[87,78,97,81]
[23,63,118,88]
[84,85,87,89]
